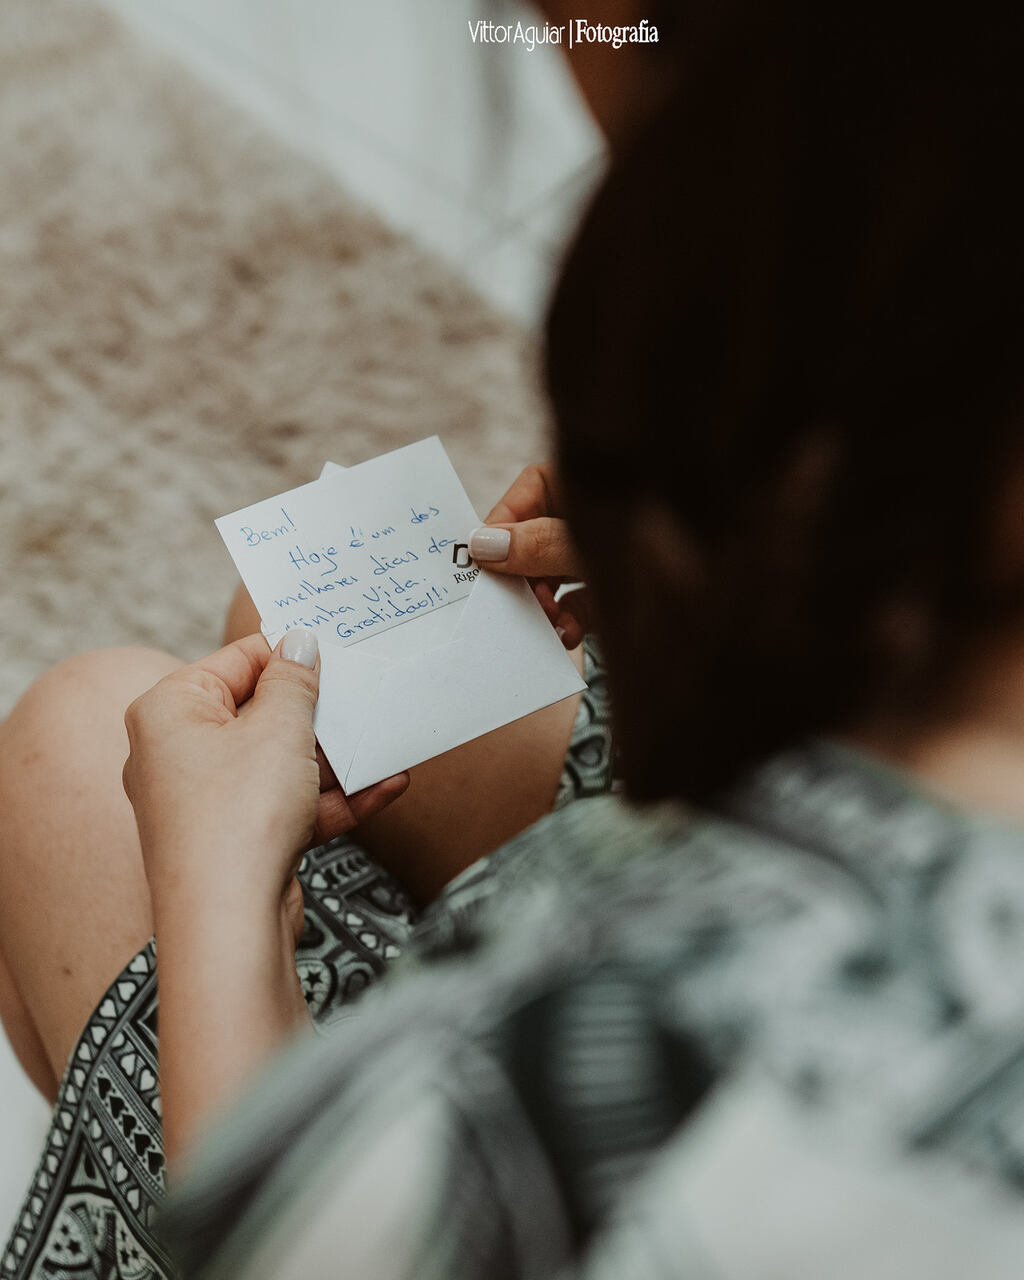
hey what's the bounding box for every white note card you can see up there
[216,437,480,647]
[216,437,587,793]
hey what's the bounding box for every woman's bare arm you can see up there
[122,634,407,1169]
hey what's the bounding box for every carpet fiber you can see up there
[0,0,548,713]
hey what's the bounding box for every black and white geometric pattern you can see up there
[553,640,613,810]
[2,848,417,1280]
[3,946,168,1279]
[294,841,412,1022]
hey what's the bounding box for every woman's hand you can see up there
[468,464,590,650]
[123,630,408,907]
[121,630,409,1168]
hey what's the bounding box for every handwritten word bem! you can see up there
[241,508,296,546]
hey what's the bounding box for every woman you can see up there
[6,0,1024,1276]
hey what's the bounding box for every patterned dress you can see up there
[0,641,615,1280]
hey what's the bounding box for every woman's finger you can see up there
[537,583,591,650]
[555,584,593,635]
[530,582,588,650]
[316,744,338,794]
[311,774,410,847]
[555,614,584,651]
[469,517,583,580]
[161,633,272,717]
[533,581,561,625]
[249,631,321,733]
[484,463,559,525]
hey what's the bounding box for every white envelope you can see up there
[313,567,585,793]
[224,444,586,793]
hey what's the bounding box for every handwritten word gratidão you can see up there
[335,581,450,641]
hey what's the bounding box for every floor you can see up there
[0,0,601,1242]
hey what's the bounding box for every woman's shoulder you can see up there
[433,738,1024,980]
[418,742,1024,1163]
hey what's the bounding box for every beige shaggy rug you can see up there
[0,0,548,714]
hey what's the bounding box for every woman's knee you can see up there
[0,646,183,769]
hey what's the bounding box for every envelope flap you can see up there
[312,642,394,786]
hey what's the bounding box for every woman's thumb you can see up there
[252,629,321,723]
[468,517,582,579]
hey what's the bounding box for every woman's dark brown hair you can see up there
[547,1,1024,803]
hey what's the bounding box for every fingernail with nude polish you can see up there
[469,526,511,562]
[281,628,318,669]
[556,626,568,644]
